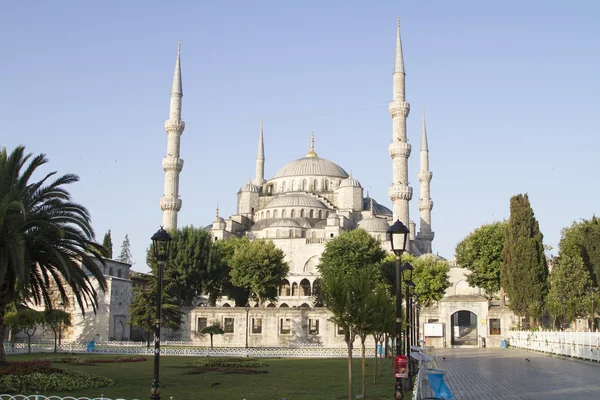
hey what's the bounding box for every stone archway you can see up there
[451,310,478,346]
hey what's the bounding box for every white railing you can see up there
[3,341,373,358]
[0,396,141,400]
[508,330,600,362]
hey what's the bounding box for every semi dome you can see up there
[266,194,327,209]
[273,156,349,179]
[363,196,392,216]
[339,173,362,188]
[269,219,301,228]
[358,217,390,232]
[240,181,260,193]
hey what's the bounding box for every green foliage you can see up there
[146,226,216,307]
[380,253,451,307]
[102,230,113,259]
[4,309,44,353]
[229,238,289,306]
[0,145,107,362]
[128,276,184,333]
[200,322,225,348]
[211,237,249,305]
[0,368,114,393]
[546,255,594,324]
[501,194,549,318]
[559,216,600,287]
[185,357,266,368]
[455,221,507,298]
[118,233,132,264]
[43,309,71,353]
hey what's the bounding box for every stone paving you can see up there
[423,347,600,399]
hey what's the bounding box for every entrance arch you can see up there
[451,310,478,346]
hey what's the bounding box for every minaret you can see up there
[160,42,185,231]
[417,109,434,253]
[254,119,265,186]
[388,18,412,227]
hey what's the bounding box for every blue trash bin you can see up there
[500,339,506,348]
[427,369,453,399]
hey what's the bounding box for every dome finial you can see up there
[306,131,318,158]
[216,204,219,218]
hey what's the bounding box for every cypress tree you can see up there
[501,194,548,326]
[102,230,113,259]
[118,234,132,264]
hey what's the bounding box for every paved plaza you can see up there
[428,348,600,399]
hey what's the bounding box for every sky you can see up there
[1,1,599,272]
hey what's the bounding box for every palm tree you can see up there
[0,145,107,363]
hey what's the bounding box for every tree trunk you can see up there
[379,339,385,377]
[360,335,366,398]
[373,334,379,383]
[53,328,58,353]
[257,293,263,307]
[27,334,32,353]
[146,327,151,348]
[500,287,506,307]
[210,334,214,349]
[0,313,6,364]
[346,335,353,400]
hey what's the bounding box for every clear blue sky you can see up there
[2,1,599,272]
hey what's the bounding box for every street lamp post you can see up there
[386,219,410,400]
[404,272,415,390]
[245,303,250,348]
[150,227,172,400]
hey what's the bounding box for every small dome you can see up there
[240,182,260,193]
[273,157,349,179]
[362,197,392,216]
[358,217,390,232]
[339,174,362,188]
[266,194,327,209]
[269,219,300,228]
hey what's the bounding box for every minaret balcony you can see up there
[388,142,411,158]
[416,231,435,241]
[162,157,184,172]
[388,101,410,118]
[417,171,433,182]
[418,199,434,211]
[160,197,182,211]
[164,120,185,134]
[389,186,413,201]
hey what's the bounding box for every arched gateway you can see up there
[451,310,478,346]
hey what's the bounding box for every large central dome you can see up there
[274,156,349,179]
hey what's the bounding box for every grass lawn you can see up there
[6,352,411,400]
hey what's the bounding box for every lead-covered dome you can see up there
[274,156,349,179]
[266,194,327,209]
[339,173,362,188]
[358,216,390,232]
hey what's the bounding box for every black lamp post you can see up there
[386,219,410,400]
[245,303,251,348]
[404,273,415,390]
[150,227,172,400]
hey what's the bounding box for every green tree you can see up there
[43,309,71,353]
[118,234,132,264]
[380,253,451,307]
[209,237,249,306]
[455,221,507,301]
[229,238,289,306]
[146,226,215,307]
[546,255,593,329]
[102,230,113,259]
[501,194,549,326]
[4,309,44,353]
[317,229,386,400]
[369,287,394,382]
[559,216,600,287]
[129,278,184,348]
[0,145,107,363]
[200,322,225,348]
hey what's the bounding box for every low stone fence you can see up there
[507,330,600,361]
[3,340,374,358]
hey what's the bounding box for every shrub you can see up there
[186,367,268,375]
[185,357,267,369]
[0,369,114,393]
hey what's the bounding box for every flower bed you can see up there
[0,361,114,393]
[186,367,268,375]
[185,357,266,369]
[41,355,147,364]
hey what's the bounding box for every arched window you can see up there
[318,210,322,219]
[324,180,329,191]
[302,179,307,191]
[313,179,318,191]
[282,181,286,192]
[325,211,329,218]
[276,229,281,238]
[282,209,287,218]
[291,180,296,191]
[280,280,291,296]
[291,209,296,218]
[300,279,311,296]
[309,209,314,218]
[273,210,278,218]
[311,231,316,239]
[301,230,306,238]
[117,269,122,278]
[289,229,293,238]
[300,209,305,218]
[261,211,265,219]
[292,282,299,296]
[266,210,271,218]
[109,267,114,276]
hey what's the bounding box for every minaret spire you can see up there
[254,119,265,185]
[388,18,412,231]
[417,109,434,253]
[160,42,185,231]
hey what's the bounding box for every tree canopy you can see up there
[0,145,106,363]
[102,230,113,259]
[229,238,289,306]
[559,216,600,287]
[501,194,548,320]
[455,221,506,299]
[118,234,132,264]
[129,276,184,336]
